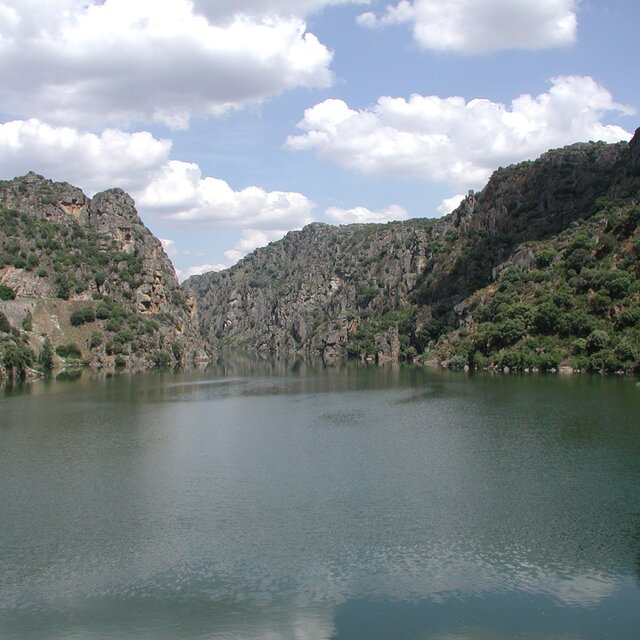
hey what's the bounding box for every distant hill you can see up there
[0,173,207,382]
[185,130,640,374]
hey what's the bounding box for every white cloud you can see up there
[325,203,409,224]
[0,0,334,128]
[176,229,290,282]
[0,119,171,194]
[0,120,316,269]
[223,228,290,263]
[194,0,369,21]
[437,194,466,216]
[159,238,178,258]
[137,160,315,229]
[287,76,634,189]
[177,263,227,282]
[357,0,577,54]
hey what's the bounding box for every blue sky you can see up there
[0,0,637,279]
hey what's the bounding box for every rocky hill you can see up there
[186,130,640,374]
[0,173,208,382]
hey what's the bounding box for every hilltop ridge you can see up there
[0,173,207,381]
[185,130,640,373]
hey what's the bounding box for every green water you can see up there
[1,364,639,639]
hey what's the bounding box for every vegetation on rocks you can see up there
[0,172,208,382]
[186,130,640,375]
[435,198,640,373]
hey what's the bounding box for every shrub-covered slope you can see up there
[0,173,207,382]
[434,199,640,373]
[186,130,640,373]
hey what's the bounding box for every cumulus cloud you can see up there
[325,203,409,224]
[287,76,634,189]
[159,239,178,259]
[357,0,577,54]
[436,194,466,216]
[0,0,334,128]
[223,228,291,263]
[177,263,227,282]
[0,120,315,265]
[137,160,315,229]
[0,119,171,194]
[194,0,369,21]
[175,229,291,281]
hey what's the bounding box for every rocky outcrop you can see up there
[186,130,640,366]
[186,219,440,362]
[0,173,208,380]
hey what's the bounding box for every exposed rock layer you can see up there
[0,173,207,381]
[186,131,640,369]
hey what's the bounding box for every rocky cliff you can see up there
[0,173,208,382]
[186,130,640,373]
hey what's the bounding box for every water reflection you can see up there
[1,366,639,639]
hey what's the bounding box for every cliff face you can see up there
[0,173,207,381]
[186,131,640,372]
[186,219,440,362]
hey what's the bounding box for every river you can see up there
[1,363,639,639]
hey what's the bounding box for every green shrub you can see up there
[568,312,594,337]
[117,329,135,343]
[603,271,633,299]
[495,318,528,347]
[0,312,10,332]
[587,330,609,353]
[535,247,557,268]
[589,350,623,373]
[96,304,111,319]
[596,233,616,257]
[356,286,379,309]
[38,338,54,372]
[55,281,71,300]
[55,343,82,359]
[448,354,467,370]
[105,317,123,332]
[70,307,96,326]
[94,271,107,287]
[105,340,124,355]
[170,290,185,306]
[152,350,171,368]
[588,292,612,317]
[616,308,640,329]
[2,342,34,378]
[564,248,593,273]
[572,338,588,355]
[571,355,590,371]
[533,302,560,334]
[0,284,15,300]
[4,239,20,255]
[615,341,637,362]
[535,350,561,371]
[89,332,103,349]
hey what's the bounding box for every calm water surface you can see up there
[1,364,639,639]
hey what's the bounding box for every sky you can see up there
[0,1,638,280]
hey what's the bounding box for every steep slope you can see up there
[433,199,640,373]
[186,130,640,372]
[0,173,207,381]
